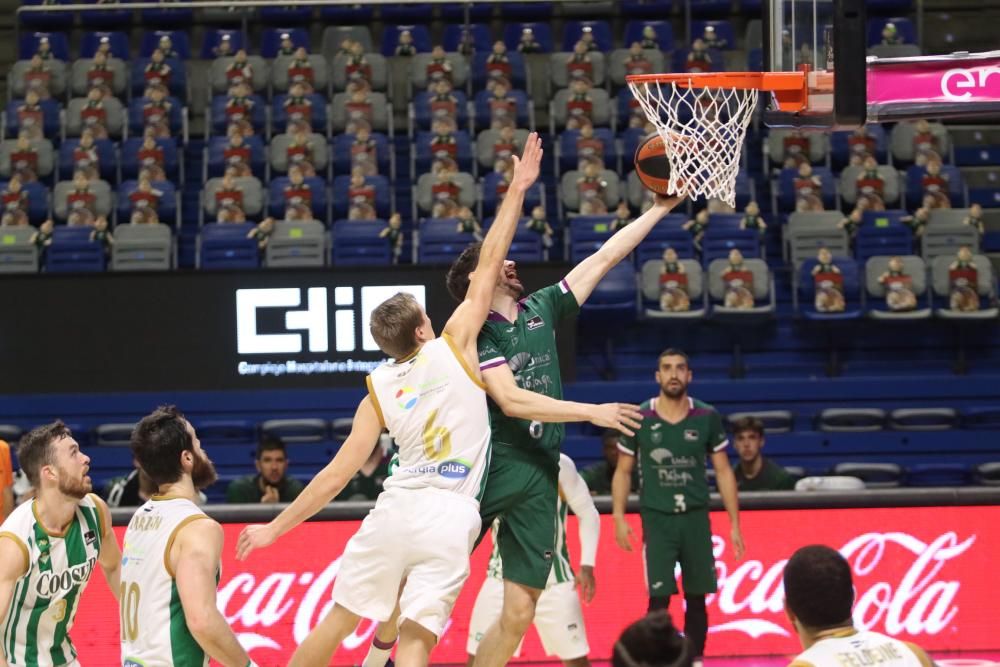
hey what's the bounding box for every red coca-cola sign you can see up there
[72,506,999,664]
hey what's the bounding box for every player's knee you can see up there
[648,595,670,612]
[399,619,438,649]
[501,594,537,633]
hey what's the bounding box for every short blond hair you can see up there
[370,293,424,359]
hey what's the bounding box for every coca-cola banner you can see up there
[73,506,998,665]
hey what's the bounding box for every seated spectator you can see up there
[783,545,936,667]
[640,26,660,50]
[613,613,692,667]
[685,39,712,74]
[31,219,54,251]
[856,156,886,210]
[348,166,376,210]
[283,165,314,221]
[226,81,257,137]
[901,204,929,240]
[380,212,404,262]
[964,203,984,236]
[287,127,318,177]
[225,436,304,504]
[335,436,391,501]
[216,167,247,222]
[223,125,253,176]
[157,34,181,60]
[213,33,235,58]
[881,22,903,46]
[912,119,940,167]
[485,41,511,80]
[344,41,372,86]
[578,25,600,52]
[611,200,632,231]
[105,458,156,507]
[142,87,173,139]
[848,126,876,166]
[921,159,951,209]
[276,32,297,58]
[287,47,316,95]
[351,125,378,176]
[701,24,728,50]
[143,48,173,96]
[81,88,112,140]
[795,163,824,212]
[136,130,167,181]
[23,54,54,100]
[430,79,460,123]
[625,42,655,76]
[1,175,30,227]
[345,88,374,135]
[66,171,99,226]
[566,40,594,81]
[426,45,454,88]
[731,417,795,491]
[517,27,543,54]
[526,205,554,247]
[838,205,864,240]
[224,49,253,95]
[128,175,162,225]
[248,217,276,252]
[565,77,595,130]
[35,36,57,62]
[9,132,40,183]
[455,206,482,240]
[85,50,115,99]
[782,130,811,168]
[492,124,519,168]
[16,90,45,142]
[91,215,113,256]
[395,30,417,57]
[683,209,709,252]
[581,429,640,496]
[741,201,767,239]
[576,160,607,209]
[576,121,605,171]
[73,128,102,181]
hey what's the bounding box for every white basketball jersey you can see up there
[368,334,490,501]
[793,630,926,667]
[120,496,211,667]
[0,495,104,667]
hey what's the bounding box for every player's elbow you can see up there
[184,606,219,639]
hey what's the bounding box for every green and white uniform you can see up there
[0,495,105,667]
[618,396,728,597]
[477,280,580,589]
[467,454,598,660]
[120,496,211,667]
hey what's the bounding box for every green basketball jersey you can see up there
[0,495,105,667]
[618,396,728,514]
[477,281,579,468]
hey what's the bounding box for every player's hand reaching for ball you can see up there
[589,402,643,436]
[651,194,684,212]
[510,132,543,192]
[614,517,636,552]
[236,523,277,561]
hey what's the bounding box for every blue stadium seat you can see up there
[798,257,864,320]
[862,209,914,229]
[747,48,763,71]
[867,17,916,47]
[116,179,178,226]
[689,0,732,18]
[411,90,469,132]
[79,0,131,29]
[205,136,264,180]
[417,218,472,264]
[904,164,965,208]
[777,167,837,212]
[319,5,374,22]
[954,144,1000,167]
[19,2,73,30]
[269,176,330,221]
[702,229,760,263]
[829,126,889,170]
[706,213,743,230]
[414,131,474,174]
[46,226,106,273]
[4,99,61,139]
[271,94,328,135]
[210,95,266,137]
[623,20,674,50]
[121,137,181,182]
[381,4,434,22]
[443,24,493,53]
[470,51,528,91]
[906,463,969,487]
[581,262,637,318]
[200,30,246,60]
[330,174,390,220]
[967,169,1000,208]
[558,128,617,173]
[635,214,694,264]
[139,5,194,28]
[482,216,545,262]
[620,128,647,174]
[80,31,130,59]
[961,406,1000,430]
[194,419,257,446]
[440,3,494,21]
[473,89,530,131]
[855,223,913,263]
[198,222,259,269]
[128,96,184,138]
[621,0,675,19]
[259,6,313,25]
[481,175,542,218]
[331,133,391,176]
[130,57,188,100]
[0,180,49,225]
[502,22,554,53]
[381,25,432,57]
[139,30,192,59]
[569,215,614,263]
[331,219,391,266]
[58,139,117,183]
[18,32,70,62]
[260,27,310,59]
[691,20,736,49]
[499,3,554,20]
[562,20,613,52]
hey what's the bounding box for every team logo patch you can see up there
[395,386,419,410]
[526,315,545,330]
[684,429,699,441]
[437,460,471,479]
[84,530,96,544]
[544,550,553,561]
[651,432,662,444]
[650,448,672,464]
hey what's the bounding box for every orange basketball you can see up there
[634,133,675,196]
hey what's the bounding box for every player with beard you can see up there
[0,421,121,667]
[612,349,745,667]
[443,194,684,667]
[122,406,255,667]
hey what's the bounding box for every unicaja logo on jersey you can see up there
[395,386,419,410]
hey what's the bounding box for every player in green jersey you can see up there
[445,194,684,667]
[0,422,120,667]
[612,349,745,666]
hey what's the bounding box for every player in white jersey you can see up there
[122,406,254,667]
[784,545,936,667]
[467,453,599,666]
[0,422,120,667]
[237,134,640,667]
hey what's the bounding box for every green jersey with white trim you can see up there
[618,396,728,514]
[0,494,104,667]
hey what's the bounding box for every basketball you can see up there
[634,133,675,196]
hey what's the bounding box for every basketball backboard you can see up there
[762,0,868,128]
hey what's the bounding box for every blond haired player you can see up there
[236,134,641,667]
[0,422,120,667]
[784,545,937,667]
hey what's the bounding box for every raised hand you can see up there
[510,132,543,191]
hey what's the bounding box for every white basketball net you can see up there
[628,78,759,207]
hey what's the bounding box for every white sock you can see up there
[362,644,393,667]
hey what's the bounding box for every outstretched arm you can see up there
[236,396,383,560]
[443,134,543,354]
[564,194,683,306]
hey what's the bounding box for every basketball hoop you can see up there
[627,72,807,207]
